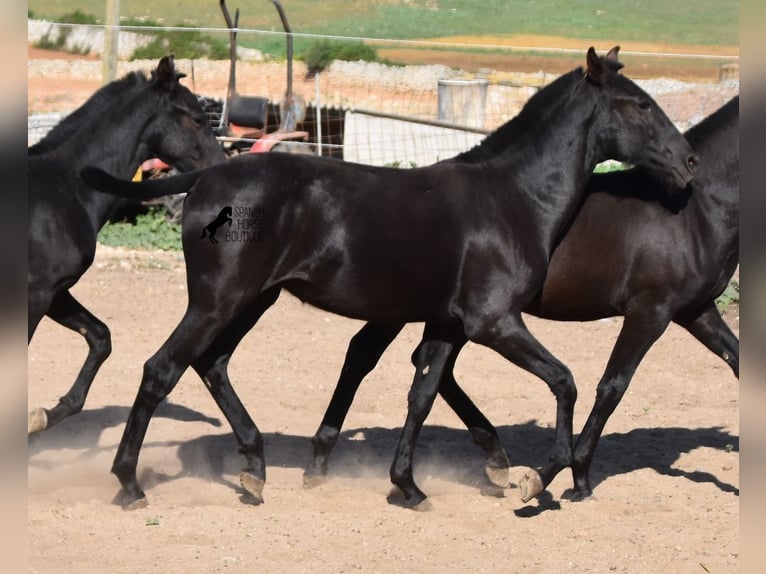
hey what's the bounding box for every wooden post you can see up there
[102,0,120,85]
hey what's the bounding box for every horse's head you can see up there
[141,55,226,172]
[584,46,699,191]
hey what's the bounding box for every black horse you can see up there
[306,96,739,501]
[28,56,227,434]
[81,47,698,510]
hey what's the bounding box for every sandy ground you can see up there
[28,246,739,573]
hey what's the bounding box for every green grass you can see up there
[29,0,739,58]
[716,279,740,312]
[98,208,182,251]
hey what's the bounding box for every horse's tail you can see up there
[80,166,204,200]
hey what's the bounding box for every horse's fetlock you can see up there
[312,425,340,448]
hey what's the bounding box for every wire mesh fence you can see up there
[28,20,739,164]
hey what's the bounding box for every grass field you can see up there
[29,0,739,56]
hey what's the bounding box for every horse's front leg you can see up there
[466,311,577,503]
[567,313,668,500]
[29,290,112,433]
[305,322,404,486]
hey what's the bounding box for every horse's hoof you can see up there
[561,487,593,502]
[302,470,329,489]
[113,490,148,511]
[386,486,432,511]
[485,464,511,488]
[123,497,149,511]
[479,483,505,498]
[28,408,48,434]
[239,471,265,505]
[518,469,544,503]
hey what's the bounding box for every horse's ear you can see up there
[604,46,625,72]
[155,55,180,92]
[585,47,607,85]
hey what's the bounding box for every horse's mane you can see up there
[684,95,738,150]
[454,67,584,162]
[29,70,150,155]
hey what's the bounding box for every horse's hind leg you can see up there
[305,322,403,486]
[466,312,577,503]
[28,290,111,433]
[388,324,462,509]
[568,313,668,500]
[437,363,512,489]
[111,305,248,509]
[190,288,281,505]
[676,301,739,378]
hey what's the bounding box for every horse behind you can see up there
[82,47,698,510]
[306,95,739,502]
[28,56,226,434]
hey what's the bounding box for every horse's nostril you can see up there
[688,155,700,170]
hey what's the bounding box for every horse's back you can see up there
[180,153,523,322]
[532,180,735,322]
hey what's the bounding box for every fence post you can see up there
[437,78,489,130]
[102,0,120,85]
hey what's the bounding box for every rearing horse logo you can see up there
[200,206,233,244]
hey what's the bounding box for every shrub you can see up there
[34,10,97,55]
[129,23,229,61]
[98,207,182,251]
[716,279,739,312]
[302,40,380,77]
[59,10,98,25]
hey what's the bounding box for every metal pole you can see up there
[271,0,295,130]
[315,73,322,156]
[102,0,120,85]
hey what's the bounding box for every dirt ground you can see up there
[28,244,739,573]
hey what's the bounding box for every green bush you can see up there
[59,10,97,25]
[98,207,182,251]
[129,24,229,61]
[301,40,380,77]
[34,10,97,55]
[716,279,739,312]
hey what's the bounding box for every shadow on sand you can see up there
[28,403,738,514]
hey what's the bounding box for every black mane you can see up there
[454,67,584,163]
[684,95,738,150]
[29,71,149,155]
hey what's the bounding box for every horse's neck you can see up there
[689,159,739,251]
[686,116,739,220]
[65,89,154,181]
[491,77,598,179]
[59,90,153,225]
[491,87,600,244]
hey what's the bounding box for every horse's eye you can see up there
[638,101,652,112]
